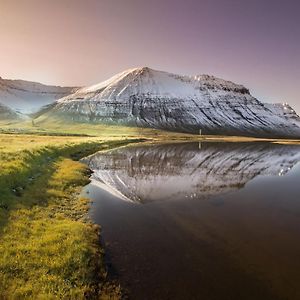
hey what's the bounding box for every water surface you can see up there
[82,142,300,300]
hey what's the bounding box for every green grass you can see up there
[2,116,300,144]
[0,115,199,140]
[0,134,143,299]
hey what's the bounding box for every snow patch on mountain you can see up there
[58,67,249,102]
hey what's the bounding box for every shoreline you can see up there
[0,136,142,299]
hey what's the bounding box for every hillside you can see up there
[0,77,78,114]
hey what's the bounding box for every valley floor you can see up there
[0,126,299,299]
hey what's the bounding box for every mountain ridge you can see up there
[0,76,79,114]
[36,67,300,138]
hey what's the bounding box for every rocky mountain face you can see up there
[0,76,78,114]
[82,142,300,203]
[40,67,300,138]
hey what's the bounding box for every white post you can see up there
[199,128,202,136]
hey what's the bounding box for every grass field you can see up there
[0,133,146,299]
[0,117,197,140]
[1,117,300,144]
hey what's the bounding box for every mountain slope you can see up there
[0,102,26,121]
[38,67,300,138]
[0,77,78,114]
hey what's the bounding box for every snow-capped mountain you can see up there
[0,102,26,121]
[0,76,78,114]
[82,142,300,203]
[40,67,300,138]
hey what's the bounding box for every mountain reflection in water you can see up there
[82,142,300,203]
[82,142,300,300]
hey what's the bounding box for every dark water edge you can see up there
[82,142,300,300]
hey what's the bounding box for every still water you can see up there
[82,142,300,300]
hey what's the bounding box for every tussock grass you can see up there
[0,135,141,299]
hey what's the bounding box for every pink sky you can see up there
[1,0,299,111]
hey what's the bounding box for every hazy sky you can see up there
[1,0,299,111]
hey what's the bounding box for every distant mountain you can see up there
[36,67,300,138]
[0,76,78,114]
[0,102,26,121]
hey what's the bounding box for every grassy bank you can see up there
[0,117,194,139]
[0,134,142,299]
[1,118,300,145]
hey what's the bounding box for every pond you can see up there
[82,142,300,300]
